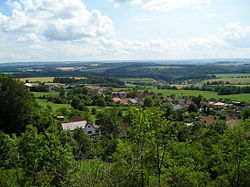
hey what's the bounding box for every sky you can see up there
[0,0,250,62]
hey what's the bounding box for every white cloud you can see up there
[0,0,115,41]
[142,0,211,11]
[17,33,40,43]
[0,1,250,62]
[111,0,142,7]
[217,22,250,48]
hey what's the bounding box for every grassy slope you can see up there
[151,89,250,103]
[36,99,72,111]
[32,91,72,111]
[212,73,250,78]
[202,78,250,84]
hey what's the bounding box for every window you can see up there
[88,131,92,134]
[95,130,99,133]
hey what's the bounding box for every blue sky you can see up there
[0,0,250,62]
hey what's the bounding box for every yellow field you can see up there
[18,77,54,82]
[18,77,86,83]
[171,84,187,89]
[56,67,86,71]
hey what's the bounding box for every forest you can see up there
[1,74,250,186]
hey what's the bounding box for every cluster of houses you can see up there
[26,82,245,133]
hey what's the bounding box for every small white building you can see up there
[24,83,32,87]
[61,120,101,136]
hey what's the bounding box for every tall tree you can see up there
[0,75,35,133]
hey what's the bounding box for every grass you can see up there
[202,78,250,84]
[212,73,250,78]
[148,89,250,103]
[125,83,136,88]
[31,91,58,98]
[36,99,72,111]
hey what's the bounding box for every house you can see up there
[24,83,32,87]
[213,102,226,107]
[61,120,101,136]
[177,99,186,105]
[64,85,73,89]
[56,116,65,121]
[186,100,193,105]
[129,98,138,105]
[220,110,240,118]
[112,91,129,98]
[119,99,129,105]
[173,104,186,111]
[49,85,59,90]
[200,116,215,125]
[138,93,151,99]
[166,97,174,102]
[113,97,122,102]
[86,86,107,94]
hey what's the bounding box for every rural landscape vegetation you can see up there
[1,0,250,186]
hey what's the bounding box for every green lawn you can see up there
[36,99,72,111]
[31,91,59,98]
[201,78,250,85]
[149,89,250,103]
[33,91,71,111]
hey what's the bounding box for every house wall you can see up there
[84,125,100,136]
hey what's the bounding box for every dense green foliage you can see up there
[1,75,250,186]
[0,75,36,133]
[1,107,250,186]
[53,76,125,88]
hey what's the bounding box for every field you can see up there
[36,99,72,111]
[150,89,250,103]
[56,67,87,71]
[203,78,250,84]
[18,77,55,82]
[31,91,72,111]
[141,66,180,69]
[171,84,187,89]
[212,73,250,78]
[121,78,157,83]
[31,91,58,98]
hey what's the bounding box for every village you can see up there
[29,83,247,136]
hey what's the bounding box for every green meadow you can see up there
[212,73,250,78]
[36,99,72,111]
[151,89,250,103]
[203,78,250,84]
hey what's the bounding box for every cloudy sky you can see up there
[0,0,250,62]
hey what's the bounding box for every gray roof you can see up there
[130,99,138,104]
[173,104,185,111]
[61,121,88,130]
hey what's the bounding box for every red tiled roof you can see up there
[200,116,215,125]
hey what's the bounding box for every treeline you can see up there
[158,85,178,90]
[53,76,125,88]
[30,85,49,92]
[185,84,250,95]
